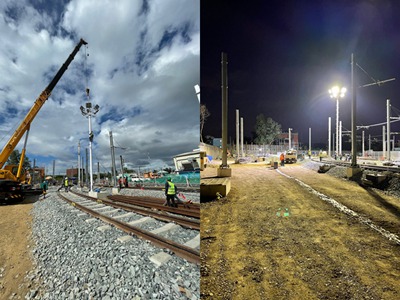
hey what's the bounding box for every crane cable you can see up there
[84,44,90,99]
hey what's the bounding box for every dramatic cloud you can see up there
[0,0,199,176]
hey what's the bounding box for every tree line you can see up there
[200,104,282,146]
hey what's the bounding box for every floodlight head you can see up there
[329,86,346,99]
[93,104,100,113]
[86,102,92,109]
[340,87,347,98]
[80,106,85,115]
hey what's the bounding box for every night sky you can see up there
[201,0,400,149]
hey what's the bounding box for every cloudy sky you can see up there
[0,0,199,176]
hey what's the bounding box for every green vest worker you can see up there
[64,177,69,192]
[167,181,176,195]
[165,178,177,207]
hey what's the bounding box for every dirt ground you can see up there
[0,196,36,299]
[201,161,400,299]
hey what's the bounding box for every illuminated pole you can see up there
[88,112,94,191]
[240,117,244,157]
[309,128,311,152]
[236,109,239,160]
[387,99,391,161]
[383,125,386,159]
[329,86,346,157]
[80,100,100,192]
[288,128,292,149]
[339,121,342,156]
[328,117,331,157]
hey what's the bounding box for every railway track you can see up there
[72,189,200,221]
[314,158,400,173]
[56,191,200,264]
[97,184,200,193]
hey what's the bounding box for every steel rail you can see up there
[69,190,199,230]
[57,192,200,264]
[70,190,199,218]
[107,195,200,219]
[315,159,400,173]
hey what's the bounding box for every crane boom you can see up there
[0,38,87,169]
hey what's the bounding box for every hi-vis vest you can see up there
[167,182,176,195]
[64,178,69,186]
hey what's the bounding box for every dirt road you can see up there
[201,162,400,299]
[0,197,35,299]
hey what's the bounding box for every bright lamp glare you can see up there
[329,86,346,98]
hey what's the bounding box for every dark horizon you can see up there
[201,0,400,149]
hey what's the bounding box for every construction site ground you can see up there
[0,197,36,299]
[201,160,400,299]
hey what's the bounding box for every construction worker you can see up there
[40,179,48,199]
[280,152,285,167]
[164,177,177,207]
[64,177,69,192]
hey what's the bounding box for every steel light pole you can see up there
[80,102,99,192]
[77,137,88,188]
[329,86,346,158]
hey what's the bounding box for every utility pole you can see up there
[351,53,357,167]
[78,141,81,187]
[85,148,88,187]
[218,52,231,177]
[387,99,391,161]
[339,121,342,156]
[240,117,244,157]
[309,128,311,152]
[97,161,100,184]
[120,155,124,185]
[328,117,331,157]
[383,125,386,159]
[362,130,365,157]
[236,109,239,160]
[288,128,292,150]
[109,131,117,187]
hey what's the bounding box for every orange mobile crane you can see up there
[0,38,87,203]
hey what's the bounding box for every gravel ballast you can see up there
[26,187,199,299]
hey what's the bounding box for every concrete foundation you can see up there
[217,167,232,177]
[111,187,120,195]
[201,177,231,199]
[347,167,363,180]
[88,191,99,198]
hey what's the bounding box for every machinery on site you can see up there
[285,149,297,164]
[0,38,87,202]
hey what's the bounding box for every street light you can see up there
[80,101,100,192]
[329,86,346,157]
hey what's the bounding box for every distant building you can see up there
[66,168,78,177]
[31,167,45,183]
[276,132,299,149]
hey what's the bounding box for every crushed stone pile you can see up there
[25,187,200,299]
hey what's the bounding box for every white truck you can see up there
[285,150,297,164]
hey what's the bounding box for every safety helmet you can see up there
[167,177,172,181]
